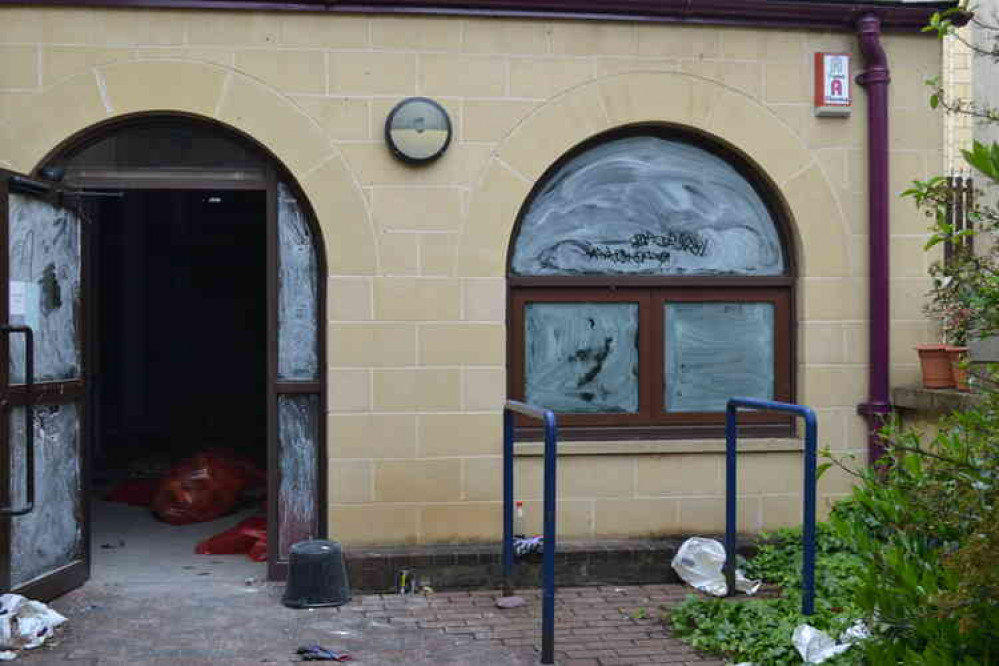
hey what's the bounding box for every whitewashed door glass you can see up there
[276,183,320,557]
[277,183,318,382]
[277,394,319,556]
[8,193,82,384]
[9,404,82,588]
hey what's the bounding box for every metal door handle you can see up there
[0,326,34,516]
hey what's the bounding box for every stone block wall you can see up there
[0,6,944,545]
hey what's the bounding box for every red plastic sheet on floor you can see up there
[195,515,268,562]
[104,479,159,506]
[152,450,265,525]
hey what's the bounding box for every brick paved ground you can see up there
[23,581,723,665]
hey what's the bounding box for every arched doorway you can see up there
[0,114,326,599]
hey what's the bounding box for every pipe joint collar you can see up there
[856,70,891,87]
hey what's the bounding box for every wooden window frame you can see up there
[505,126,797,442]
[509,281,794,440]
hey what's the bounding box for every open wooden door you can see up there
[0,169,88,600]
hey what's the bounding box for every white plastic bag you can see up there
[793,624,850,663]
[793,621,871,664]
[671,537,761,597]
[839,620,870,645]
[0,594,67,655]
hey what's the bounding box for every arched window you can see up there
[508,130,794,439]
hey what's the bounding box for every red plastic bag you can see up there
[248,535,268,562]
[195,515,267,560]
[105,479,159,506]
[152,451,264,525]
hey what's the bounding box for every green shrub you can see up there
[829,394,999,665]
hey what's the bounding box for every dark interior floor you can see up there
[91,500,265,583]
[90,189,268,580]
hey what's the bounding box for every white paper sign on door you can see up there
[9,281,41,333]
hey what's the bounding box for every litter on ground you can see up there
[671,537,761,597]
[297,644,353,661]
[495,596,527,609]
[792,621,869,664]
[0,594,67,659]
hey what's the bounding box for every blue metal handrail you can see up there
[502,399,558,665]
[725,397,818,616]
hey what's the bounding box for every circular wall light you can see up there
[384,97,453,165]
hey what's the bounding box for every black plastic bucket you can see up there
[282,540,352,608]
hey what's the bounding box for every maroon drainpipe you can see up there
[856,13,891,463]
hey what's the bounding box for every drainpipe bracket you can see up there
[856,401,893,418]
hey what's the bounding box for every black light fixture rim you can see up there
[384,96,453,165]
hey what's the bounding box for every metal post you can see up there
[540,411,558,665]
[724,403,738,598]
[801,410,818,616]
[502,409,515,597]
[502,400,559,662]
[725,398,819,616]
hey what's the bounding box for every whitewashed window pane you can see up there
[512,136,784,276]
[665,302,774,412]
[526,302,639,413]
[277,183,319,381]
[8,193,82,383]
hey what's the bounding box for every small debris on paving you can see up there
[37,582,726,666]
[495,595,527,609]
[297,644,353,661]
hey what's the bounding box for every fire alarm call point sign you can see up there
[814,52,851,117]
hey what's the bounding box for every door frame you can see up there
[33,113,329,583]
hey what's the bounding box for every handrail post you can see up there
[802,410,818,616]
[502,408,515,597]
[541,411,558,665]
[724,402,738,598]
[725,397,819,616]
[502,400,559,665]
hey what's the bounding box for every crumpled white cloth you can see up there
[671,537,761,597]
[0,594,67,656]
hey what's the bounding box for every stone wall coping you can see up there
[892,385,985,413]
[513,437,803,456]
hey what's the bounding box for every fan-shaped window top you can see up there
[511,136,785,276]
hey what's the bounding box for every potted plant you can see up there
[907,154,999,391]
[922,273,972,390]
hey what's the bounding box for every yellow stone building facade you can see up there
[0,4,945,548]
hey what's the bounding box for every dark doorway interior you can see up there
[90,188,268,581]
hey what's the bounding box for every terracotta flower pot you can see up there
[946,345,970,391]
[916,345,954,389]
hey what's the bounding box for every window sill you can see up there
[891,385,984,413]
[513,437,803,456]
